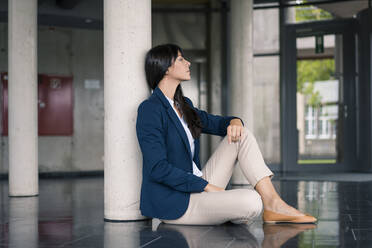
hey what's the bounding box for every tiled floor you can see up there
[0,177,371,247]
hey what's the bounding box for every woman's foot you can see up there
[255,176,316,223]
[263,209,317,224]
[262,197,317,223]
[265,198,304,217]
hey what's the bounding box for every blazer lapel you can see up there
[193,139,201,169]
[166,108,192,159]
[153,87,192,159]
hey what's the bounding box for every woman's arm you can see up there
[136,100,209,193]
[204,183,224,192]
[184,97,244,136]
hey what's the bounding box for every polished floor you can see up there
[0,177,371,247]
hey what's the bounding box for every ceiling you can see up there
[315,0,369,18]
[0,0,370,30]
[153,0,209,3]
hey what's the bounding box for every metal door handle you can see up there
[344,105,348,118]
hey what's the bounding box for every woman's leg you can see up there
[202,127,308,217]
[255,177,303,216]
[162,128,270,225]
[201,128,273,189]
[162,188,262,225]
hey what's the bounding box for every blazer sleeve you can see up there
[136,100,209,193]
[184,97,244,136]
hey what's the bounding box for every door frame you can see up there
[281,19,357,172]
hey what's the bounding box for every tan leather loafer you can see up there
[263,210,317,224]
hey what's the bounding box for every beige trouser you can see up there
[162,128,274,225]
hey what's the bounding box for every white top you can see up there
[165,95,203,177]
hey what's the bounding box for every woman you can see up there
[136,44,316,225]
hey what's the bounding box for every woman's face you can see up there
[166,51,191,82]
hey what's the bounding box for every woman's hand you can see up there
[227,119,244,144]
[204,183,224,192]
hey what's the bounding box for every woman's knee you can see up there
[239,190,263,218]
[242,127,256,140]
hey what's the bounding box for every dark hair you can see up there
[145,44,202,139]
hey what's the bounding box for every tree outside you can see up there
[297,59,335,106]
[296,3,333,23]
[295,3,334,106]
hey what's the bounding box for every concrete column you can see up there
[229,0,254,185]
[104,0,151,221]
[208,0,223,153]
[8,0,38,196]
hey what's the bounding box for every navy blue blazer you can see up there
[136,87,243,220]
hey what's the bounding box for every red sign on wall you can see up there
[1,72,73,136]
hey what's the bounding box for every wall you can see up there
[0,3,282,173]
[0,8,206,174]
[0,23,104,173]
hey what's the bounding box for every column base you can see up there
[104,217,149,223]
[8,194,39,198]
[104,210,148,222]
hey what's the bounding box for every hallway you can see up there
[1,177,370,247]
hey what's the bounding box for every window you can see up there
[305,104,337,139]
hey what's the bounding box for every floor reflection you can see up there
[104,222,147,248]
[0,177,371,247]
[262,224,316,248]
[150,222,260,248]
[8,197,38,248]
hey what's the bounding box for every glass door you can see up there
[281,20,357,172]
[296,34,342,165]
